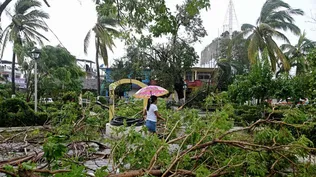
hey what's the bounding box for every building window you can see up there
[197,72,211,80]
[186,72,192,81]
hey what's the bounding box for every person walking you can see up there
[143,95,165,133]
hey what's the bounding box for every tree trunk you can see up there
[174,76,184,100]
[95,37,101,95]
[11,51,16,95]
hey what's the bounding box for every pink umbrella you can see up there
[134,85,169,99]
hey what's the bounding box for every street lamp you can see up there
[31,48,41,112]
[183,81,188,103]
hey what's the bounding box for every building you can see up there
[76,59,106,91]
[184,67,218,91]
[77,60,218,96]
[0,60,26,89]
[200,38,220,67]
[101,68,152,97]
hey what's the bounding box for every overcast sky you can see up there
[1,0,316,67]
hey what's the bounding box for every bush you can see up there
[0,89,9,99]
[46,107,59,113]
[186,87,209,109]
[62,91,78,103]
[233,105,263,126]
[27,102,34,110]
[49,102,81,126]
[36,112,49,125]
[98,96,108,104]
[0,98,49,127]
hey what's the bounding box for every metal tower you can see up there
[223,0,239,35]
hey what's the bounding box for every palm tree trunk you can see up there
[95,37,101,95]
[11,51,16,94]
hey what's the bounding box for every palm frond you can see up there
[94,24,116,52]
[288,8,304,16]
[103,27,120,36]
[24,9,49,20]
[84,15,119,61]
[24,21,48,31]
[273,30,290,44]
[266,36,290,71]
[15,0,42,15]
[23,26,49,41]
[99,40,109,66]
[258,23,276,36]
[280,43,295,52]
[98,16,118,27]
[0,30,11,59]
[248,33,260,64]
[231,30,247,45]
[241,23,255,31]
[258,0,291,24]
[266,10,295,24]
[298,33,316,52]
[84,30,91,54]
[25,19,48,28]
[269,21,301,35]
[23,28,45,46]
[22,31,34,44]
[297,31,306,47]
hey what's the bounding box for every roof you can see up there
[76,59,95,63]
[0,60,12,64]
[190,67,218,72]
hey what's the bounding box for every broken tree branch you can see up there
[107,169,195,177]
[0,168,17,177]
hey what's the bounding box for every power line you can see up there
[39,16,66,49]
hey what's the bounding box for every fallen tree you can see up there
[0,102,316,177]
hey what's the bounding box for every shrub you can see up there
[0,89,9,99]
[62,91,78,103]
[98,96,108,104]
[186,86,209,109]
[36,112,49,125]
[233,105,263,126]
[27,102,35,110]
[0,98,49,127]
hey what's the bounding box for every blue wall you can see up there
[101,68,151,96]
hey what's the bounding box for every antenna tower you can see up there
[223,0,239,35]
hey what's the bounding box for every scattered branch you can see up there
[0,152,44,167]
[107,169,195,177]
[0,168,17,177]
[33,169,70,174]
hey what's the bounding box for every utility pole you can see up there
[34,60,38,112]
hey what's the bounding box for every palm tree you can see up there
[0,0,49,94]
[280,32,316,75]
[240,0,304,72]
[84,15,118,95]
[0,0,50,21]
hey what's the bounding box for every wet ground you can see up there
[0,128,183,176]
